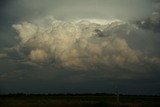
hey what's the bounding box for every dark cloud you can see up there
[0,0,154,20]
[0,0,160,95]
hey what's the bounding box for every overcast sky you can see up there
[0,0,160,95]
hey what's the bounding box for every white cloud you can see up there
[29,49,48,62]
[12,17,144,70]
[12,22,37,43]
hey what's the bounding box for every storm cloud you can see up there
[0,0,160,94]
[10,18,160,70]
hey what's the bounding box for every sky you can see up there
[0,0,160,95]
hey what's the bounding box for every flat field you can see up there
[0,95,160,107]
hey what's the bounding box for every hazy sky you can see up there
[0,0,160,95]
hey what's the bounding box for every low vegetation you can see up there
[0,94,160,107]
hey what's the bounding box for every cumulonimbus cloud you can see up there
[10,17,160,72]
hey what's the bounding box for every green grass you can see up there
[0,95,160,107]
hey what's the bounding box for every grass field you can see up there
[0,94,160,107]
